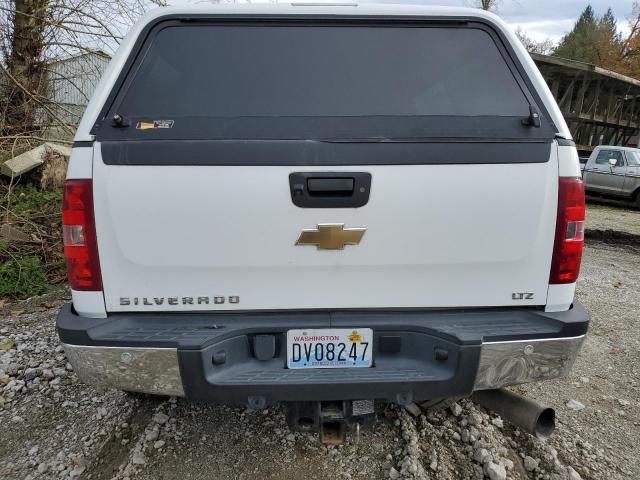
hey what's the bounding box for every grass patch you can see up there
[0,256,52,298]
[6,185,62,217]
[1,183,64,299]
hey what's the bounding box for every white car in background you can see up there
[582,146,640,207]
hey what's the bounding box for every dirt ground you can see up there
[0,206,639,480]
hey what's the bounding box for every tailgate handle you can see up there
[289,172,371,208]
[307,177,354,196]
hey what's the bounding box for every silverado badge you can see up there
[295,224,366,250]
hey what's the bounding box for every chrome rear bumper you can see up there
[63,335,585,399]
[473,335,584,390]
[64,344,185,397]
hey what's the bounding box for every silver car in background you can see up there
[582,146,640,208]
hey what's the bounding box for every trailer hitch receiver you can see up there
[285,399,375,444]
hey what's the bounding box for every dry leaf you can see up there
[0,341,16,351]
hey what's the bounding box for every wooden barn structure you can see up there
[533,53,640,154]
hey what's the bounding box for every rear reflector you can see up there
[62,179,102,290]
[549,177,585,284]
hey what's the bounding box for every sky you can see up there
[180,1,636,43]
[450,0,632,41]
[405,0,636,42]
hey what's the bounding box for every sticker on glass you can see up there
[136,120,174,130]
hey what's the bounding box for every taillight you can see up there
[549,177,585,284]
[62,179,102,290]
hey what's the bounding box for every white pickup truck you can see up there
[57,4,588,441]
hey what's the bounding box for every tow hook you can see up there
[285,400,375,445]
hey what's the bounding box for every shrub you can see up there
[0,184,64,300]
[0,254,52,299]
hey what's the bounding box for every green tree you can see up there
[554,5,623,69]
[554,5,600,63]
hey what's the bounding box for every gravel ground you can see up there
[0,240,638,480]
[586,201,640,237]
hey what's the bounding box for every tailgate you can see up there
[93,144,558,312]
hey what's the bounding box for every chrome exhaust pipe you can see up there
[471,389,555,439]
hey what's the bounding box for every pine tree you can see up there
[554,5,600,64]
[596,8,622,69]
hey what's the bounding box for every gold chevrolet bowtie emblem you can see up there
[295,224,366,250]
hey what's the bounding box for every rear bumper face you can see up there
[473,336,584,390]
[63,344,185,397]
[57,302,589,406]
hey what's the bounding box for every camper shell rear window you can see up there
[95,18,556,143]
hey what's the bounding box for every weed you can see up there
[1,183,64,299]
[0,256,52,298]
[5,185,62,217]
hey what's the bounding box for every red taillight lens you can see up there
[62,179,102,290]
[549,177,585,284]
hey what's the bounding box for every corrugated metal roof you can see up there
[43,51,111,124]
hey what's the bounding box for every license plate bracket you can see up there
[286,328,373,369]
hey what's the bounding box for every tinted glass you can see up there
[117,25,530,119]
[596,150,623,165]
[595,151,608,164]
[626,151,640,166]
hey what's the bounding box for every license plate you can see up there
[286,328,373,369]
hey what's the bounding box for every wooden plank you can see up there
[531,53,640,87]
[613,128,624,145]
[615,86,631,124]
[562,112,639,129]
[590,80,602,119]
[604,126,617,144]
[574,75,590,115]
[550,77,561,99]
[627,96,637,127]
[603,88,616,123]
[558,77,577,112]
